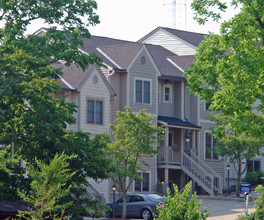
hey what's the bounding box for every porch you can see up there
[157,116,223,196]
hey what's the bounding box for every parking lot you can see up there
[199,196,255,220]
[86,195,256,220]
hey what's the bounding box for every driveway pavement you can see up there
[199,196,255,220]
[86,195,256,220]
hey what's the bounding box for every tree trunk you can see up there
[122,194,127,219]
[236,162,242,197]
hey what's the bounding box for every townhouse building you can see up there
[35,27,233,203]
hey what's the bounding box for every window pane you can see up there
[247,161,253,172]
[165,87,170,101]
[143,81,150,104]
[135,172,141,191]
[143,173,149,191]
[136,80,142,103]
[213,137,218,160]
[96,101,103,124]
[87,100,94,123]
[254,161,260,171]
[205,133,211,159]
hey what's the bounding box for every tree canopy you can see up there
[186,0,264,196]
[0,0,110,219]
[109,107,164,219]
[186,0,264,138]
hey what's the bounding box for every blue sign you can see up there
[240,184,251,197]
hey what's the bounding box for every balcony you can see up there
[157,146,181,166]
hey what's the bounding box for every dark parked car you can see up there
[106,194,163,220]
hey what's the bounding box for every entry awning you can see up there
[158,116,201,130]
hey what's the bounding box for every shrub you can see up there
[154,182,210,220]
[245,171,264,186]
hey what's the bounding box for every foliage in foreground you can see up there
[155,182,210,220]
[17,153,76,220]
[0,0,111,219]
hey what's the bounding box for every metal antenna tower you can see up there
[163,0,187,30]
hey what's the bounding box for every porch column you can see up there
[165,168,169,183]
[192,130,196,153]
[165,127,169,146]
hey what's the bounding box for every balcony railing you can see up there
[157,146,181,165]
[157,146,223,195]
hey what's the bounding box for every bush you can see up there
[154,182,210,220]
[245,171,264,186]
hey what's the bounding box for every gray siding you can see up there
[184,84,198,124]
[128,50,157,114]
[174,81,182,119]
[109,73,121,123]
[78,68,111,135]
[120,73,128,110]
[200,101,211,120]
[158,79,174,117]
[199,122,225,178]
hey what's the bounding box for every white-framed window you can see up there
[87,100,103,124]
[164,85,171,103]
[134,172,150,192]
[135,79,151,104]
[205,132,219,160]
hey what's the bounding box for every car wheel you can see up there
[141,208,153,220]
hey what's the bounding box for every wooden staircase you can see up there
[181,151,222,196]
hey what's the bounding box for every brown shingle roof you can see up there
[145,44,185,79]
[162,27,206,47]
[80,36,134,68]
[97,43,143,69]
[168,55,195,71]
[51,62,93,90]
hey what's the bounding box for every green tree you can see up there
[154,182,210,220]
[186,0,264,196]
[109,107,164,219]
[212,115,263,196]
[18,153,76,220]
[0,0,111,219]
[186,0,264,139]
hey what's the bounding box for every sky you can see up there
[27,0,239,41]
